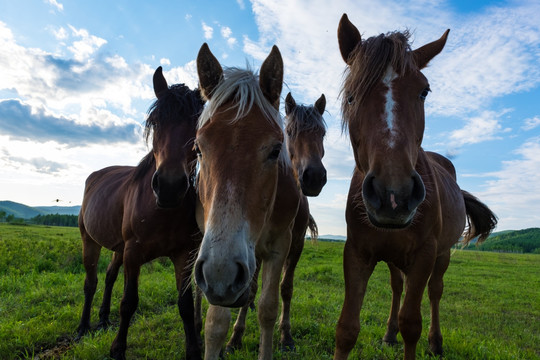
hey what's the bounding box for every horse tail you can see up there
[461,190,498,246]
[307,214,319,242]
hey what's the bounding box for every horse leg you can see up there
[226,264,260,352]
[98,251,123,330]
[279,237,304,352]
[334,243,376,360]
[76,230,102,339]
[383,262,403,345]
[172,253,202,360]
[204,305,231,360]
[258,234,292,360]
[110,253,140,360]
[399,253,436,360]
[427,251,450,356]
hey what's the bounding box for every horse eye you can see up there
[419,87,431,101]
[194,143,202,157]
[268,144,282,161]
[347,95,354,105]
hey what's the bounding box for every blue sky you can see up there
[1,0,539,236]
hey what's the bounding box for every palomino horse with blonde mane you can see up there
[193,43,299,360]
[334,14,497,360]
[77,67,204,360]
[224,92,327,353]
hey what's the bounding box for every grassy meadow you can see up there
[0,223,539,359]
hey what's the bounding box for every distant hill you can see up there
[318,234,346,242]
[0,201,80,219]
[465,227,540,254]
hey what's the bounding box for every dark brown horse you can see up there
[76,67,204,360]
[193,43,300,360]
[334,14,497,360]
[224,92,326,353]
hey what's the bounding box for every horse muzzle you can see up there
[300,165,327,197]
[362,171,425,229]
[151,171,189,208]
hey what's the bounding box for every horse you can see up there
[224,92,327,353]
[193,43,300,360]
[334,14,497,360]
[76,66,204,360]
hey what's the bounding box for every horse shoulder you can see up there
[421,150,466,250]
[81,166,134,250]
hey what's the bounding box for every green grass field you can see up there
[0,223,539,359]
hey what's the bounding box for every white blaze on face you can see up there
[382,67,398,148]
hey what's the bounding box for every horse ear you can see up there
[153,66,168,99]
[197,43,223,100]
[285,92,296,115]
[413,29,450,69]
[338,14,361,65]
[314,94,326,115]
[259,45,284,109]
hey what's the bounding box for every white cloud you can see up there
[160,58,171,66]
[163,60,199,90]
[67,25,107,62]
[476,137,540,230]
[52,26,67,40]
[185,14,192,21]
[221,26,237,47]
[523,116,540,131]
[237,0,246,10]
[202,22,213,40]
[45,0,63,11]
[448,110,506,147]
[426,2,540,117]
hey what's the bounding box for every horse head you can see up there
[146,67,204,208]
[285,92,327,196]
[338,14,449,229]
[194,43,284,307]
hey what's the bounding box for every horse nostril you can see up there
[194,259,207,292]
[234,261,249,290]
[151,172,160,193]
[362,173,382,210]
[408,172,426,211]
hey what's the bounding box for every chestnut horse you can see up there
[76,67,204,360]
[224,92,327,353]
[193,43,299,360]
[334,14,497,360]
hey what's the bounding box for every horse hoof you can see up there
[96,320,111,330]
[382,334,399,346]
[75,326,90,341]
[110,346,126,360]
[280,343,296,352]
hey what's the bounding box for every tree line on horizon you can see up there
[1,210,538,254]
[0,211,78,227]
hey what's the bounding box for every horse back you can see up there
[421,150,466,252]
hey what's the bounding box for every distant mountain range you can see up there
[0,200,81,219]
[319,234,347,242]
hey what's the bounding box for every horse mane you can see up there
[341,30,415,130]
[198,67,289,165]
[144,84,204,144]
[285,104,327,140]
[133,151,155,181]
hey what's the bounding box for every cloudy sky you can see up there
[1,0,539,235]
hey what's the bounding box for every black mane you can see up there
[144,84,204,143]
[134,84,204,181]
